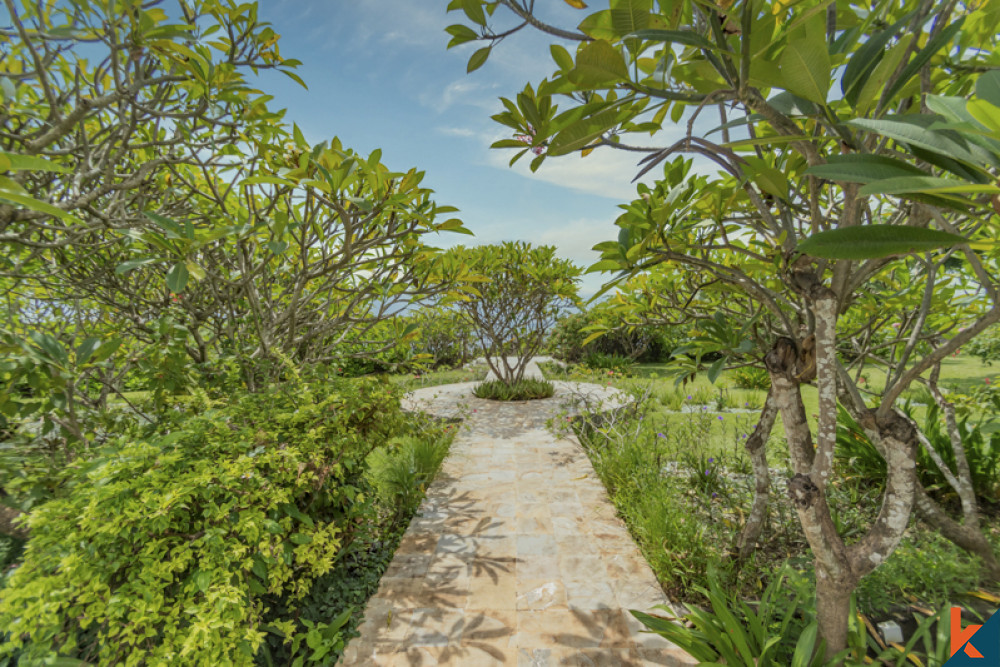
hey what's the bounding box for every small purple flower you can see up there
[686,395,692,401]
[744,402,749,407]
[708,458,714,463]
[705,470,710,475]
[701,406,707,411]
[657,432,665,438]
[712,492,718,498]
[717,416,723,421]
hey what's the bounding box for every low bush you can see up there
[967,326,1000,365]
[583,351,634,373]
[0,377,406,665]
[368,434,451,517]
[634,566,954,666]
[259,419,454,665]
[473,378,555,401]
[731,366,770,390]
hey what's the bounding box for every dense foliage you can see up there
[0,1,469,663]
[472,378,556,401]
[447,242,580,384]
[0,378,411,664]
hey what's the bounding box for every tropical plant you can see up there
[632,567,830,666]
[473,378,555,401]
[448,242,580,385]
[583,351,634,372]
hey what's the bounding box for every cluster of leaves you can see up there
[544,307,676,363]
[0,377,405,665]
[836,402,1000,503]
[472,378,555,401]
[447,242,580,385]
[966,325,1000,365]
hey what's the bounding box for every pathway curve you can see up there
[341,368,694,666]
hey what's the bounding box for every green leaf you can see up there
[145,211,187,239]
[445,23,479,48]
[858,175,999,196]
[610,0,650,38]
[462,0,486,26]
[977,69,1000,108]
[791,622,819,667]
[280,69,308,90]
[804,154,927,183]
[625,29,718,51]
[240,175,295,187]
[780,39,830,105]
[76,338,103,365]
[0,189,76,221]
[185,260,206,281]
[853,35,911,114]
[569,40,629,88]
[550,44,574,71]
[290,532,312,545]
[883,19,963,103]
[849,116,999,168]
[967,99,1000,133]
[707,357,725,384]
[31,332,68,364]
[115,258,160,274]
[841,28,895,102]
[798,225,967,260]
[549,106,628,155]
[193,570,211,593]
[166,262,189,293]
[467,46,491,73]
[0,152,70,173]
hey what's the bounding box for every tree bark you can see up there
[737,386,778,558]
[914,486,1000,581]
[816,569,855,658]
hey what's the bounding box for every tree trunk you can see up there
[737,386,778,558]
[816,567,855,659]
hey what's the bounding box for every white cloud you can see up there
[436,126,478,138]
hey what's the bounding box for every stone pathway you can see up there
[341,369,694,666]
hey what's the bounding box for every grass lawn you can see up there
[554,355,997,460]
[388,366,485,392]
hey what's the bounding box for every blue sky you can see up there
[253,1,680,296]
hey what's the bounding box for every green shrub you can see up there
[633,567,828,666]
[473,378,555,400]
[259,421,454,666]
[835,402,1000,501]
[368,434,451,516]
[583,351,634,373]
[633,567,952,667]
[731,366,770,390]
[0,377,403,665]
[967,326,1000,365]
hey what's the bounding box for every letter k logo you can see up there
[952,607,985,659]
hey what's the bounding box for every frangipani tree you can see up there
[447,0,1000,654]
[447,242,580,385]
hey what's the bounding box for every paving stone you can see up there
[342,366,695,665]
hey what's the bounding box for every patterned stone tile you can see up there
[341,370,696,665]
